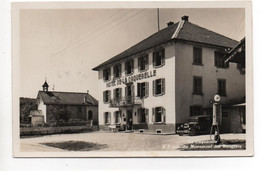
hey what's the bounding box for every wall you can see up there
[221,106,245,133]
[97,43,176,133]
[37,95,47,123]
[175,42,245,124]
[66,105,86,120]
[46,105,87,124]
[31,115,44,126]
[86,106,99,125]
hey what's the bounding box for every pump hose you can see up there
[210,125,220,142]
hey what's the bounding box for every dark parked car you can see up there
[176,115,212,136]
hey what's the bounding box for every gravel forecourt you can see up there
[20,132,246,152]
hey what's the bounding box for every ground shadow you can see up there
[40,141,108,151]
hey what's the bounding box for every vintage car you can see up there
[176,115,212,136]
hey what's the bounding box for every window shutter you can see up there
[153,52,156,66]
[114,112,116,124]
[131,84,135,97]
[152,108,155,123]
[103,91,105,102]
[125,86,127,98]
[113,89,116,99]
[138,57,141,70]
[145,82,149,98]
[145,55,149,69]
[161,78,165,95]
[145,109,149,123]
[119,88,122,99]
[137,108,141,123]
[108,68,111,80]
[103,112,106,125]
[161,49,165,65]
[163,107,166,124]
[137,83,141,97]
[113,66,116,78]
[153,80,155,96]
[119,65,121,77]
[119,111,122,123]
[108,91,111,102]
[125,62,127,74]
[131,60,134,72]
[108,112,111,124]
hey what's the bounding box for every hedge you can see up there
[20,125,98,136]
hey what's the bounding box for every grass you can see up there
[41,141,108,151]
[179,139,246,151]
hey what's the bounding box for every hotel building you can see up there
[92,16,245,134]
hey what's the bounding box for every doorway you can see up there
[126,109,133,130]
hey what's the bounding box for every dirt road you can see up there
[20,132,245,152]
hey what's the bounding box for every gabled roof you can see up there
[29,110,43,116]
[42,81,49,87]
[93,19,239,71]
[225,37,245,63]
[37,91,98,106]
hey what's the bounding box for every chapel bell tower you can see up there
[42,79,49,92]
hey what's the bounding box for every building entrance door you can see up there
[126,109,133,130]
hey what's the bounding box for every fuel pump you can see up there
[209,94,221,144]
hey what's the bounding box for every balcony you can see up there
[109,96,143,108]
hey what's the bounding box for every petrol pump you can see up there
[209,94,221,144]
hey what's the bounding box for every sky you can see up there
[19,8,245,99]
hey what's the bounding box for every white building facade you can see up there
[93,16,245,134]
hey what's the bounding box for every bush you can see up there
[48,118,88,127]
[20,123,33,128]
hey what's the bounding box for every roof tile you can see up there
[93,20,239,70]
[38,91,98,106]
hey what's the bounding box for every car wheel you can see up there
[178,133,183,136]
[189,129,196,136]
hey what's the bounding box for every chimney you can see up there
[181,15,189,21]
[167,21,174,27]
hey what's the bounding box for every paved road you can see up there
[20,132,245,152]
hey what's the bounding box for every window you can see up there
[113,88,122,100]
[103,90,111,103]
[215,51,229,68]
[114,111,120,124]
[193,76,202,95]
[138,108,148,123]
[153,78,165,96]
[88,110,93,120]
[78,107,82,113]
[222,111,228,117]
[152,107,165,123]
[137,82,149,98]
[103,68,111,81]
[125,84,134,98]
[218,79,226,96]
[153,49,165,67]
[190,105,202,116]
[113,64,121,78]
[193,47,202,65]
[125,60,134,75]
[104,112,111,124]
[138,55,148,71]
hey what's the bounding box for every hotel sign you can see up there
[106,70,156,88]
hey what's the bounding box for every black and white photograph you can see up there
[11,1,253,157]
